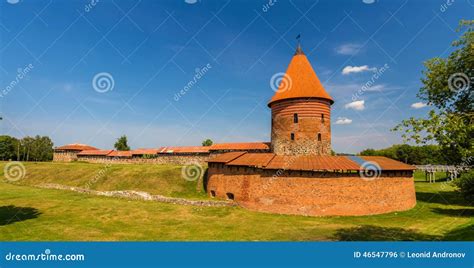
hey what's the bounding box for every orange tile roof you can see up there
[268,46,333,107]
[360,156,416,170]
[208,152,247,163]
[131,148,160,155]
[158,146,210,154]
[108,151,133,157]
[55,143,98,151]
[209,153,414,172]
[77,150,113,156]
[210,142,270,151]
[265,155,361,171]
[227,153,275,168]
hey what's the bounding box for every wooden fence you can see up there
[415,165,470,183]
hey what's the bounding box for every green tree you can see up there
[359,144,445,165]
[31,135,54,161]
[0,135,17,160]
[393,20,473,164]
[360,148,377,156]
[454,169,474,204]
[202,139,213,146]
[114,135,130,151]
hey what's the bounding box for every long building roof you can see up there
[55,143,98,151]
[209,152,415,171]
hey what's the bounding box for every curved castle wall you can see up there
[207,165,416,216]
[270,98,331,156]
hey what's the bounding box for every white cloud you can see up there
[335,43,363,55]
[345,100,365,111]
[335,117,353,125]
[342,65,377,75]
[363,84,385,92]
[411,102,427,109]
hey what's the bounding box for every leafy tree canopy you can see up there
[114,135,130,151]
[393,20,473,165]
[360,144,444,165]
[202,139,213,146]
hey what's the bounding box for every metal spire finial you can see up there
[295,34,304,55]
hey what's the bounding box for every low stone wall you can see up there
[37,183,236,207]
[56,154,211,165]
[53,151,79,162]
[206,165,416,216]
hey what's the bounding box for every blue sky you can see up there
[0,0,472,153]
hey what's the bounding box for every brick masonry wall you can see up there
[270,98,332,156]
[53,151,79,162]
[207,164,416,216]
[71,154,210,165]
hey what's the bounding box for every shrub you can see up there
[454,169,474,203]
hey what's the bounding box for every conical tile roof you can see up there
[268,45,334,107]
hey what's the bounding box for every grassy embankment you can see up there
[0,161,472,241]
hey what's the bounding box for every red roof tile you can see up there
[268,46,333,107]
[210,153,413,172]
[208,152,247,163]
[359,156,416,170]
[55,144,98,151]
[158,146,210,154]
[131,148,160,155]
[108,151,133,157]
[267,155,361,171]
[227,153,275,168]
[210,142,270,151]
[77,150,113,156]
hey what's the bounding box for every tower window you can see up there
[293,113,298,123]
[291,133,295,140]
[321,114,325,123]
[317,133,321,141]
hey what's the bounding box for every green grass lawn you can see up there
[4,161,207,199]
[0,161,472,241]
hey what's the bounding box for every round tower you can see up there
[269,45,334,156]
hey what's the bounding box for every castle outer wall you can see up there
[207,164,416,216]
[75,154,210,165]
[53,151,80,162]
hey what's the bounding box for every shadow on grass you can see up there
[431,208,474,217]
[443,224,474,241]
[332,225,441,241]
[0,205,41,226]
[416,191,472,206]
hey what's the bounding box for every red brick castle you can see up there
[207,45,416,216]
